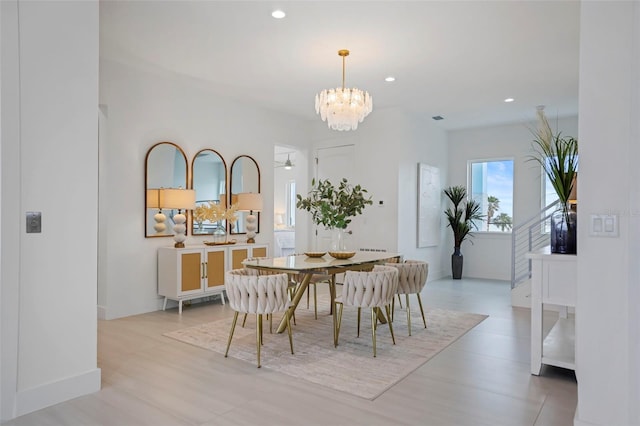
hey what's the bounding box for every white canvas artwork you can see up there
[417,163,440,248]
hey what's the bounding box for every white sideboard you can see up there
[158,243,268,314]
[526,246,576,375]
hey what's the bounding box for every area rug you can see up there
[164,302,487,400]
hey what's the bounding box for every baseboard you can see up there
[574,409,600,426]
[97,305,107,320]
[16,368,101,417]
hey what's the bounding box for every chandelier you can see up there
[315,49,373,131]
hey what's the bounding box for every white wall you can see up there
[447,117,579,280]
[305,108,449,279]
[1,0,101,420]
[98,59,311,319]
[575,2,640,425]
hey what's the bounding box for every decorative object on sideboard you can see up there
[443,185,483,279]
[162,188,196,248]
[237,193,263,244]
[296,178,372,256]
[194,197,239,243]
[528,105,578,254]
[315,49,373,131]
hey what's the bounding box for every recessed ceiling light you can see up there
[271,10,286,19]
[432,115,444,121]
[385,76,396,82]
[504,98,515,103]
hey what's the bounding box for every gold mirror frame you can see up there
[190,149,227,235]
[229,155,261,235]
[144,141,188,237]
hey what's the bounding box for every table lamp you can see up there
[162,188,196,248]
[237,193,263,243]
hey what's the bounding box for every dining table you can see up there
[243,251,402,333]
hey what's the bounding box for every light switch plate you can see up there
[590,214,618,237]
[26,211,41,233]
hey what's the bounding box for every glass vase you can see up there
[550,205,577,254]
[213,221,227,243]
[330,228,348,252]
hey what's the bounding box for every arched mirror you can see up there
[230,155,261,235]
[191,149,227,235]
[145,141,188,237]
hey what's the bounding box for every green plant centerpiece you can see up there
[296,178,372,256]
[443,185,483,279]
[529,108,578,254]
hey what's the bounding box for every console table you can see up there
[526,246,576,375]
[158,243,268,314]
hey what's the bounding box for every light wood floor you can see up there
[3,278,577,426]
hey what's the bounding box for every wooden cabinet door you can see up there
[230,248,248,270]
[206,249,226,289]
[252,246,267,258]
[180,251,203,293]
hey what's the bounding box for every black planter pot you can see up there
[452,247,463,279]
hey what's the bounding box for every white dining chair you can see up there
[224,269,293,368]
[386,260,429,336]
[333,265,398,357]
[240,257,297,330]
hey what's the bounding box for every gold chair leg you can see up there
[416,293,427,328]
[371,308,377,357]
[406,294,412,336]
[334,302,343,347]
[269,313,273,334]
[242,313,248,327]
[357,307,361,337]
[256,314,262,368]
[313,282,318,320]
[391,296,395,321]
[385,304,396,345]
[306,284,310,308]
[287,287,297,326]
[225,311,239,357]
[329,276,336,315]
[286,310,294,354]
[397,294,403,308]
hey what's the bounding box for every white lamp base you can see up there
[154,211,167,233]
[173,213,187,248]
[246,213,257,243]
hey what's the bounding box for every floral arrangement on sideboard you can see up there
[193,201,239,241]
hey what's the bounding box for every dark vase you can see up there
[550,207,577,254]
[452,247,463,279]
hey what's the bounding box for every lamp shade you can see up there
[146,189,161,208]
[161,188,196,210]
[236,193,263,212]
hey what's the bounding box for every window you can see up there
[468,159,514,232]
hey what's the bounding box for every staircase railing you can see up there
[511,200,560,289]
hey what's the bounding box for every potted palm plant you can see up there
[443,185,483,279]
[529,108,578,254]
[297,178,372,257]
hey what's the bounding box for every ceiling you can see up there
[99,0,580,131]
